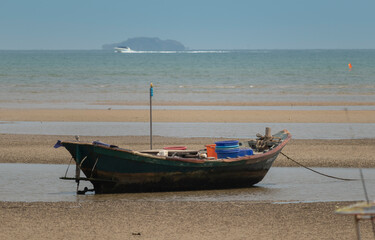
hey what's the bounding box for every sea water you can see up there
[1,49,375,106]
[1,50,375,138]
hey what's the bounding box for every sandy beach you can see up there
[1,200,374,240]
[1,105,375,239]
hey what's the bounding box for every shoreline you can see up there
[94,100,375,106]
[3,100,375,106]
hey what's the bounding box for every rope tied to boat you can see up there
[280,152,358,181]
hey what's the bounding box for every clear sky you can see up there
[1,0,374,50]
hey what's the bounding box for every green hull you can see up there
[61,130,291,193]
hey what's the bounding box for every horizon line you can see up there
[1,48,375,51]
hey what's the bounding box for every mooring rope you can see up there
[64,157,73,178]
[280,152,358,181]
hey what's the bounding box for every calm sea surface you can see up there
[1,49,375,105]
[1,50,375,139]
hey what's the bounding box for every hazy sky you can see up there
[1,0,374,50]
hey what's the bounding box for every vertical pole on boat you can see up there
[150,83,153,150]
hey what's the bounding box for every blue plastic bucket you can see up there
[215,140,239,147]
[214,140,240,158]
[238,148,254,157]
[215,148,240,159]
[215,145,240,149]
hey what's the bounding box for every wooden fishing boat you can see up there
[57,128,291,194]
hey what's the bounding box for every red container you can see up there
[205,144,217,159]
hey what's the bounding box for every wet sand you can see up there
[1,104,375,239]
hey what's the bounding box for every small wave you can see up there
[185,50,230,54]
[176,85,244,89]
[216,85,237,89]
[175,85,260,90]
[133,51,178,54]
[118,50,230,54]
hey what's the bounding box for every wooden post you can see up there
[265,127,272,139]
[354,216,361,240]
[150,83,153,150]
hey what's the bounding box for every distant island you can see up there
[102,37,186,51]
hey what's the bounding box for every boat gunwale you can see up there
[60,130,291,166]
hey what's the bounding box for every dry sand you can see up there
[1,200,374,240]
[1,105,375,239]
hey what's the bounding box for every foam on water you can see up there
[126,50,230,54]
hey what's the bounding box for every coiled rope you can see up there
[280,152,358,181]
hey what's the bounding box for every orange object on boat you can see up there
[205,144,217,159]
